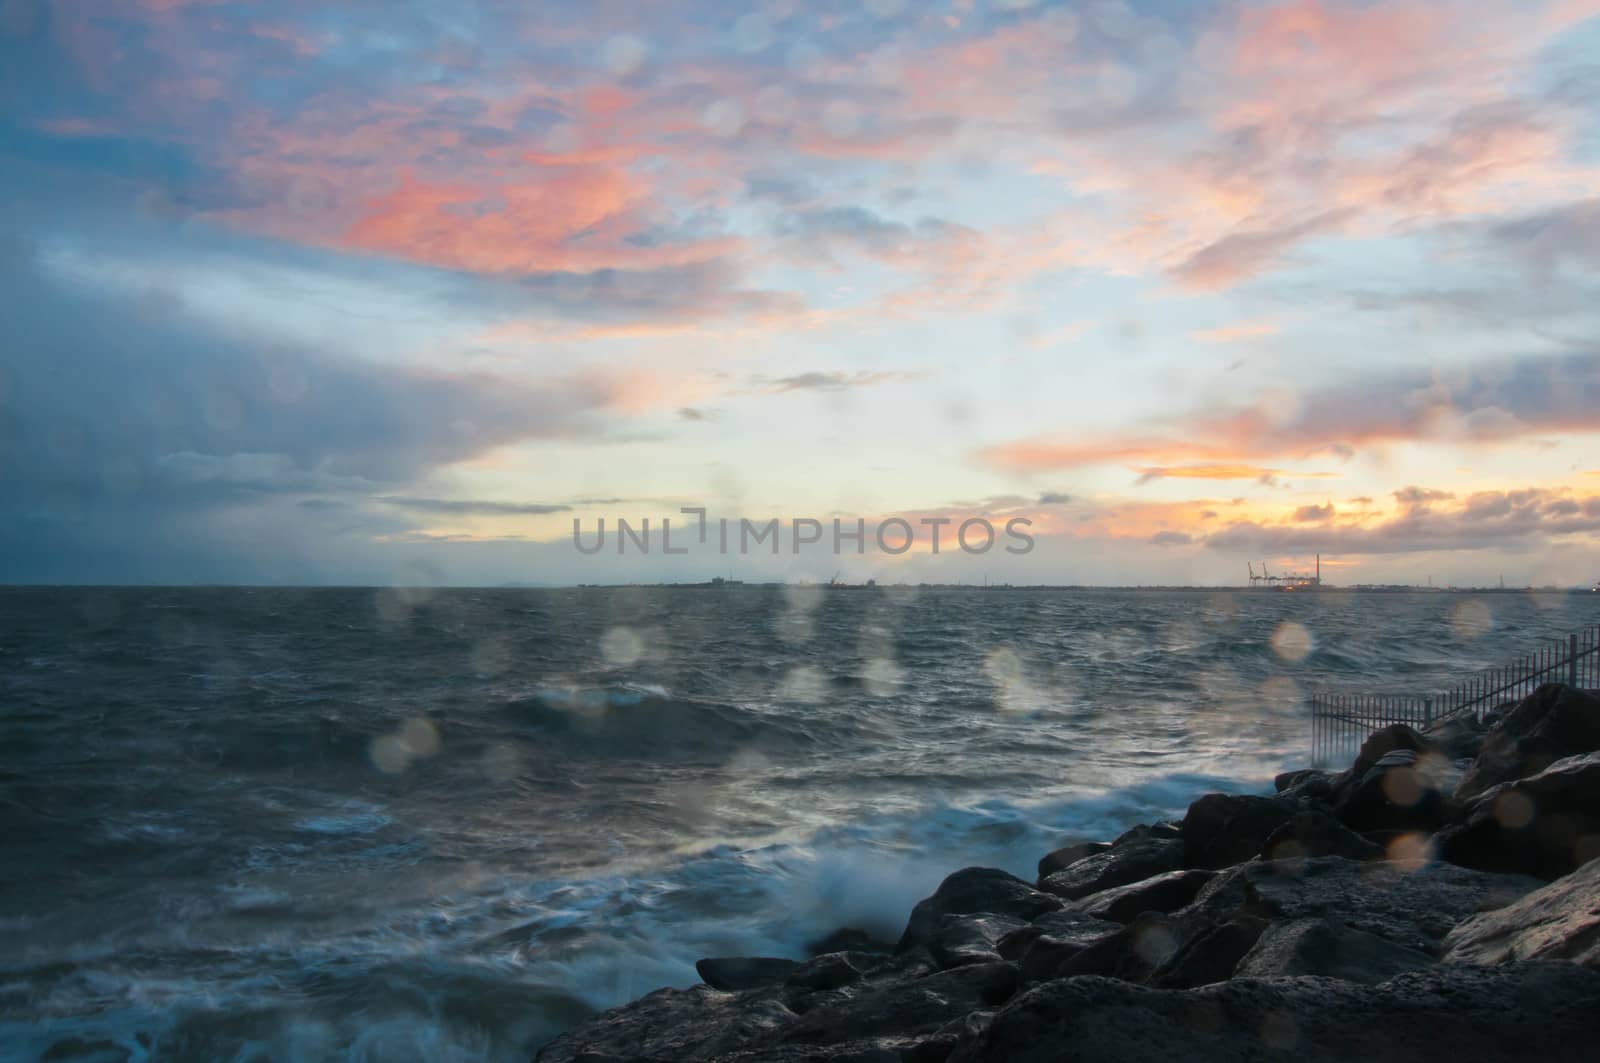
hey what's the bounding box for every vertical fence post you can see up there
[1424,696,1433,727]
[1570,634,1580,687]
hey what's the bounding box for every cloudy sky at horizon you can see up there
[2,0,1599,586]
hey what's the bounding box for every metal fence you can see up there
[1309,623,1600,768]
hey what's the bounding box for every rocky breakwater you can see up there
[536,683,1600,1062]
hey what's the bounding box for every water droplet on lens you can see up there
[1269,621,1313,662]
[600,626,643,667]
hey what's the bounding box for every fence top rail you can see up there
[1310,621,1600,723]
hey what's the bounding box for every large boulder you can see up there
[1436,751,1600,880]
[1234,917,1436,983]
[1037,837,1183,899]
[1444,855,1600,967]
[697,957,802,991]
[1334,747,1456,834]
[1181,855,1541,956]
[926,913,1028,969]
[785,953,867,993]
[776,961,1019,1047]
[1258,810,1385,863]
[1071,868,1218,924]
[995,910,1121,963]
[946,962,1600,1062]
[807,927,894,956]
[1111,821,1183,844]
[897,868,1063,952]
[1274,768,1337,795]
[534,983,796,1062]
[1423,710,1497,762]
[1027,911,1185,984]
[1179,793,1300,869]
[1150,913,1269,988]
[1349,723,1442,779]
[1036,841,1110,879]
[1457,684,1600,800]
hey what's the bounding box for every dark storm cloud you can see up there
[0,232,612,581]
[377,497,574,516]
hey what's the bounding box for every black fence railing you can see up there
[1309,623,1600,768]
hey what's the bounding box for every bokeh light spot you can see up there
[1269,621,1314,662]
[863,657,903,697]
[600,626,644,667]
[1492,789,1535,830]
[1385,832,1433,871]
[1450,599,1493,639]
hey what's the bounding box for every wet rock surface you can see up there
[1456,685,1600,800]
[1436,750,1600,879]
[1234,917,1436,983]
[896,867,1063,953]
[1444,855,1600,967]
[947,963,1600,1063]
[1037,836,1183,899]
[536,683,1600,1063]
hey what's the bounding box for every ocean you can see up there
[3,585,1596,1061]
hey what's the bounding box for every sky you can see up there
[1,0,1599,586]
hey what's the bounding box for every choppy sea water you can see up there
[3,585,1597,1061]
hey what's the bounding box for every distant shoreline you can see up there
[0,583,1592,594]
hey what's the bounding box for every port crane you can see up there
[1248,555,1322,590]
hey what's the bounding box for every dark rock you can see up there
[786,953,867,992]
[1437,751,1600,880]
[1181,855,1540,956]
[1457,683,1600,800]
[1424,711,1495,762]
[1444,854,1600,967]
[807,927,894,956]
[1259,809,1385,863]
[1112,821,1182,844]
[1335,747,1457,834]
[947,962,1600,1062]
[534,983,796,1061]
[994,910,1121,962]
[1036,840,1110,879]
[1037,838,1182,899]
[1274,768,1325,793]
[1047,911,1186,983]
[898,1011,995,1063]
[778,961,1020,1047]
[897,868,1063,953]
[697,956,803,991]
[1179,793,1300,869]
[1350,723,1442,780]
[1151,913,1268,988]
[1071,868,1218,924]
[1235,917,1436,983]
[927,913,1027,969]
